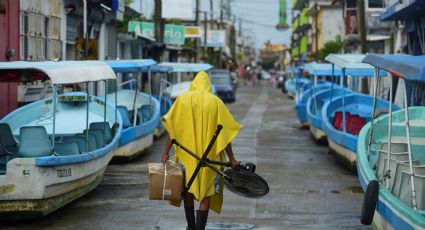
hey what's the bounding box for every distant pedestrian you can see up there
[161,72,243,230]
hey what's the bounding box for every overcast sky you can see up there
[131,0,292,49]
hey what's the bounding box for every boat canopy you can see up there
[106,59,157,73]
[363,54,425,82]
[146,65,172,73]
[0,61,116,85]
[325,54,385,77]
[156,62,213,73]
[380,0,425,21]
[305,62,342,76]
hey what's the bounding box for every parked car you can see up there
[210,69,236,103]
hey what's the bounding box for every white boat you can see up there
[106,60,161,160]
[157,62,214,100]
[0,61,122,220]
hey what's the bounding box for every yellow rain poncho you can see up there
[161,71,242,213]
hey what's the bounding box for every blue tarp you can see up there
[106,59,157,73]
[156,62,213,73]
[380,0,425,21]
[363,54,425,82]
[325,54,386,77]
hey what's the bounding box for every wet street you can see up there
[4,83,367,229]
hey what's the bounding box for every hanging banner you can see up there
[164,24,185,45]
[162,0,194,20]
[201,30,226,47]
[276,0,289,30]
[185,26,202,38]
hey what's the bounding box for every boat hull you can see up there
[114,133,154,159]
[0,93,122,221]
[154,126,165,138]
[329,140,356,170]
[357,107,425,229]
[309,125,327,142]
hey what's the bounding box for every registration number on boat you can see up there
[57,168,72,178]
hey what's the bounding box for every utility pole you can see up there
[219,0,224,68]
[314,2,319,61]
[357,0,368,93]
[154,0,163,61]
[358,0,367,53]
[204,11,208,60]
[195,0,200,62]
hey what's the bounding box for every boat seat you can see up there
[75,133,97,152]
[18,126,53,157]
[63,136,88,153]
[137,105,152,125]
[117,106,132,128]
[83,129,105,148]
[54,141,80,156]
[379,142,408,154]
[90,122,112,144]
[398,172,425,210]
[392,162,425,198]
[376,150,409,179]
[0,123,19,156]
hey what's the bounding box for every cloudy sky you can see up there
[130,0,292,49]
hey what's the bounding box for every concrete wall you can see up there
[319,7,344,49]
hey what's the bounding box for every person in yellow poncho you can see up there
[161,71,243,230]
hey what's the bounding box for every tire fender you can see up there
[361,180,379,225]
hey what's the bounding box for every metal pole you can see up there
[115,80,118,124]
[148,67,153,111]
[52,84,57,151]
[403,79,417,209]
[330,64,335,102]
[104,80,107,144]
[341,68,346,133]
[132,73,139,126]
[385,73,394,188]
[313,75,318,117]
[367,68,379,157]
[86,82,90,151]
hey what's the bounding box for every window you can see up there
[368,0,384,8]
[0,0,5,14]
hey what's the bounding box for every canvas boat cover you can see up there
[363,54,425,82]
[0,61,117,84]
[157,62,213,73]
[106,59,157,73]
[325,54,386,77]
[306,62,343,76]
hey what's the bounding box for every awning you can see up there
[0,61,117,84]
[363,54,425,82]
[106,59,157,73]
[325,54,386,77]
[380,0,425,21]
[305,62,343,76]
[156,62,213,73]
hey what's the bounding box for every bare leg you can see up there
[184,192,195,208]
[199,197,210,211]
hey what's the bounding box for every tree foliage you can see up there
[319,35,342,60]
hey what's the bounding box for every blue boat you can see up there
[156,62,214,100]
[148,65,173,138]
[0,61,122,220]
[106,60,161,160]
[295,63,342,128]
[284,64,311,99]
[322,54,397,170]
[358,54,425,229]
